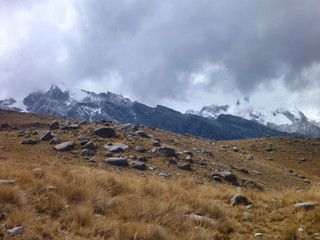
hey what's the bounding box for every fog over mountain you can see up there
[1,0,320,119]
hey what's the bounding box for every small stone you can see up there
[254,233,263,237]
[55,141,74,151]
[135,130,150,138]
[246,154,254,160]
[88,158,97,163]
[294,202,317,210]
[39,131,54,141]
[168,158,178,164]
[61,124,80,130]
[0,179,16,184]
[103,158,129,167]
[138,156,148,162]
[50,120,59,130]
[20,139,38,145]
[298,158,308,163]
[233,146,239,152]
[135,146,146,153]
[177,163,192,171]
[130,161,147,170]
[212,176,222,181]
[105,151,113,157]
[230,194,249,206]
[7,226,23,236]
[80,149,95,156]
[83,140,96,150]
[33,168,42,172]
[49,138,59,144]
[185,155,193,163]
[238,168,249,174]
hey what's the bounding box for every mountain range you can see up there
[2,85,319,139]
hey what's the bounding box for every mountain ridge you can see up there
[1,85,295,140]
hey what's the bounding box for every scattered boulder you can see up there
[61,124,80,130]
[93,127,116,138]
[103,158,129,167]
[55,141,74,151]
[230,194,249,206]
[212,171,238,185]
[135,145,146,153]
[20,139,38,145]
[117,123,138,132]
[294,202,317,210]
[135,130,150,138]
[80,149,95,156]
[104,142,129,153]
[50,120,59,130]
[155,146,177,157]
[39,131,54,141]
[130,161,147,170]
[83,140,96,150]
[177,163,192,171]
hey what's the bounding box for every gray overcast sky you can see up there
[1,0,320,118]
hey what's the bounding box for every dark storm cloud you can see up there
[1,0,320,105]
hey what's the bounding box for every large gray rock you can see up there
[117,123,138,132]
[104,143,129,152]
[230,194,249,206]
[55,141,74,151]
[294,202,317,210]
[93,127,116,138]
[130,161,147,170]
[103,158,128,167]
[155,146,177,157]
[39,131,53,141]
[50,120,59,130]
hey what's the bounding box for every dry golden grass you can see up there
[0,110,320,239]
